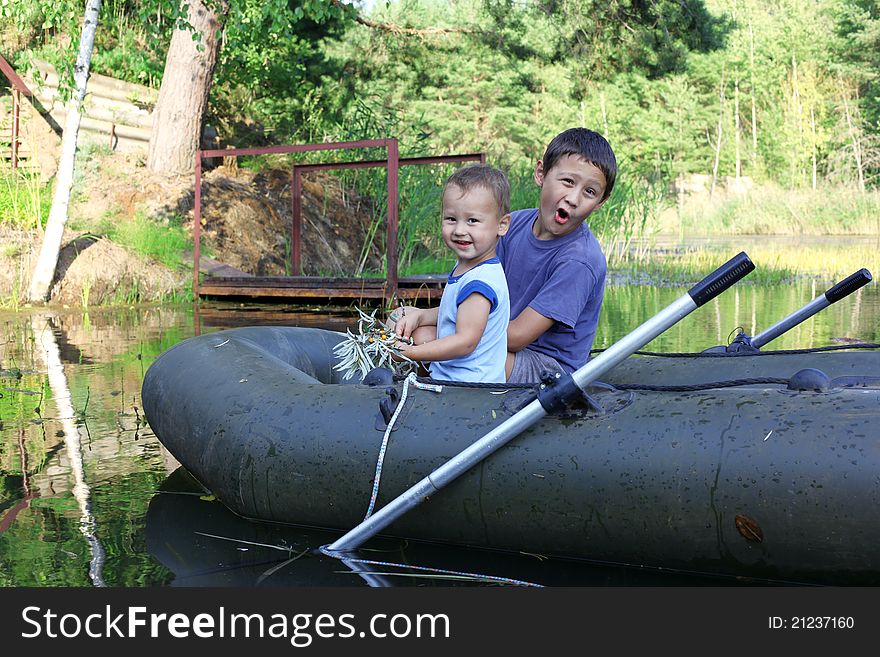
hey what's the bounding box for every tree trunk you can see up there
[27,0,101,303]
[810,105,817,190]
[710,71,725,199]
[790,53,802,185]
[840,81,865,193]
[749,20,757,165]
[147,0,228,175]
[734,78,741,181]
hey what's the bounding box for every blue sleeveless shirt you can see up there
[429,258,509,383]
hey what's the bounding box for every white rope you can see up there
[363,372,442,519]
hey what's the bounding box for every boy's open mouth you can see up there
[555,208,570,225]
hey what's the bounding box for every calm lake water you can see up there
[1,279,878,587]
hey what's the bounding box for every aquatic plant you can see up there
[332,307,415,380]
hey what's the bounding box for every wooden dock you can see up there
[197,256,444,304]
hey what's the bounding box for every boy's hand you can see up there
[391,305,428,339]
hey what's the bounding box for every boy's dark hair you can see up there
[542,128,617,200]
[444,164,510,215]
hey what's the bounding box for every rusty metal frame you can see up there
[194,139,485,301]
[0,54,33,172]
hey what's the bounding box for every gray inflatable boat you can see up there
[142,325,880,584]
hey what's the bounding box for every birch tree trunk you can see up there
[734,78,741,181]
[790,53,802,185]
[27,0,101,303]
[749,20,757,165]
[147,0,228,175]
[841,81,866,193]
[810,105,817,190]
[710,71,725,199]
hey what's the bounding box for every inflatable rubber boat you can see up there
[142,323,880,585]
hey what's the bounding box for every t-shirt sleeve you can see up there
[527,259,597,328]
[456,280,499,313]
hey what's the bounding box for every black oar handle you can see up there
[687,251,755,307]
[825,268,872,304]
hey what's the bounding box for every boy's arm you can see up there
[400,294,490,362]
[507,306,555,352]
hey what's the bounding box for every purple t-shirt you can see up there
[495,208,606,372]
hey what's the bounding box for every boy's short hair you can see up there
[541,128,617,200]
[444,164,510,216]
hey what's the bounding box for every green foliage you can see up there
[98,212,190,271]
[675,184,880,236]
[5,0,880,220]
[0,171,51,230]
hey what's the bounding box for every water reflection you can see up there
[1,279,878,587]
[31,314,106,586]
[147,468,770,587]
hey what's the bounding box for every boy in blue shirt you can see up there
[497,128,617,383]
[393,165,511,383]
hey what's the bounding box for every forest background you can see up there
[2,0,880,304]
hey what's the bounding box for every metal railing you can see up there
[0,53,33,171]
[195,140,485,299]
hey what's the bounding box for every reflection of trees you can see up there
[0,308,188,585]
[599,283,880,351]
[0,429,38,536]
[31,314,106,587]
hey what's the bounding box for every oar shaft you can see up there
[751,296,830,349]
[751,268,872,349]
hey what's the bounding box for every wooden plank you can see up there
[197,273,444,304]
[198,284,390,299]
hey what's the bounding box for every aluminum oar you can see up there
[750,268,872,349]
[327,252,755,552]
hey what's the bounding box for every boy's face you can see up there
[533,154,608,240]
[441,184,510,271]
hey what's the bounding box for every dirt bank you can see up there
[1,149,379,307]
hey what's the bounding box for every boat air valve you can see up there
[787,368,831,392]
[702,330,759,354]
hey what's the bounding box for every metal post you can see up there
[291,166,302,276]
[193,152,202,298]
[11,89,20,171]
[386,138,399,300]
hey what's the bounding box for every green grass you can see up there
[0,170,51,230]
[665,184,880,236]
[95,212,190,271]
[609,239,879,286]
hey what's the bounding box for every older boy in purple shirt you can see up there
[497,128,617,383]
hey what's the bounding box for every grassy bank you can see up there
[661,184,880,237]
[0,170,50,231]
[609,239,879,286]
